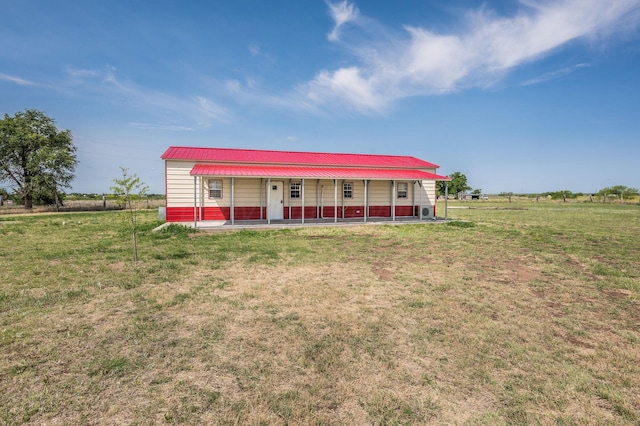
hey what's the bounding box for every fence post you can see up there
[103,194,107,210]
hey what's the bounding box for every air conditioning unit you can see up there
[421,206,434,219]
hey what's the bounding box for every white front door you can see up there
[268,181,284,220]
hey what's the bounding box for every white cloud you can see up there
[327,0,359,41]
[304,0,640,112]
[305,67,384,112]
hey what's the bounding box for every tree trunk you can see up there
[23,158,33,209]
[24,193,33,209]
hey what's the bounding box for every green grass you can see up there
[0,203,639,424]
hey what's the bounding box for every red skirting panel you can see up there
[166,207,200,222]
[203,207,230,220]
[369,206,391,217]
[284,206,320,219]
[395,206,414,217]
[166,205,431,222]
[232,206,263,220]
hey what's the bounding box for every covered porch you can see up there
[188,164,449,228]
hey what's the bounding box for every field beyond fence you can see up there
[0,201,638,424]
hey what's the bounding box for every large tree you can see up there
[437,171,471,197]
[0,109,77,209]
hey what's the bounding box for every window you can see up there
[290,182,301,199]
[209,179,222,198]
[343,182,353,199]
[397,182,408,199]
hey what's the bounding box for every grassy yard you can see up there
[1,202,639,425]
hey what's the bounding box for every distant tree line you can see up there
[435,171,638,204]
[498,186,639,203]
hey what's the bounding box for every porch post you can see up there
[231,177,235,225]
[288,179,292,220]
[391,180,396,222]
[316,180,320,219]
[364,180,368,223]
[419,181,423,220]
[412,181,416,217]
[259,178,263,220]
[267,177,271,225]
[193,176,198,228]
[334,179,338,223]
[301,179,305,224]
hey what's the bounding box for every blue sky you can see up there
[2,0,639,194]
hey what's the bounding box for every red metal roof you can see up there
[190,164,451,180]
[162,146,440,169]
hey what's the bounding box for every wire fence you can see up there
[0,198,165,215]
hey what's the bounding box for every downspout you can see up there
[364,180,368,223]
[301,179,305,224]
[231,177,235,225]
[341,180,345,219]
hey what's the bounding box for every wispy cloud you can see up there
[327,0,359,41]
[303,0,640,112]
[194,95,229,125]
[66,68,99,78]
[521,63,590,86]
[0,73,36,86]
[65,65,230,127]
[128,122,195,131]
[248,44,261,56]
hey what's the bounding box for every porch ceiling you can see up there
[190,164,451,181]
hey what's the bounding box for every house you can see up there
[161,146,450,225]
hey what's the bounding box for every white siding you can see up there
[165,161,196,208]
[368,180,390,206]
[231,178,262,207]
[415,180,436,207]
